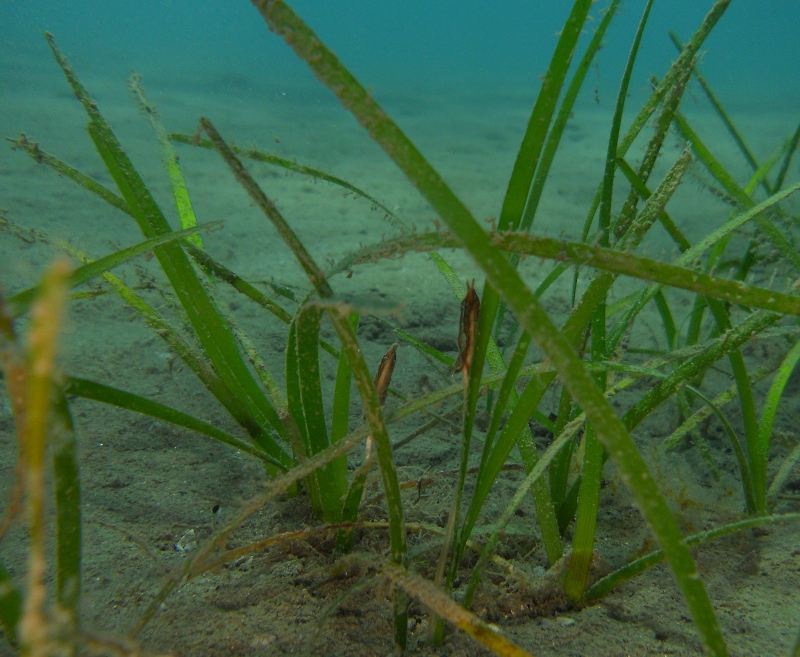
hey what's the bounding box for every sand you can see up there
[1,34,800,657]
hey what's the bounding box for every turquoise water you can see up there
[3,1,799,108]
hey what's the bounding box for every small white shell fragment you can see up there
[175,528,197,553]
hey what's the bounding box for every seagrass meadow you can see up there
[1,1,800,655]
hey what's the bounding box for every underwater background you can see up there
[2,2,800,656]
[3,0,799,277]
[3,1,800,106]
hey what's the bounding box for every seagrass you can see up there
[2,1,800,655]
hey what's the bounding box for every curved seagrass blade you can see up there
[249,2,734,654]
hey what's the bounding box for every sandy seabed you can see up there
[2,42,800,657]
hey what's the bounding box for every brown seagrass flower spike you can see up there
[454,280,480,377]
[373,343,398,407]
